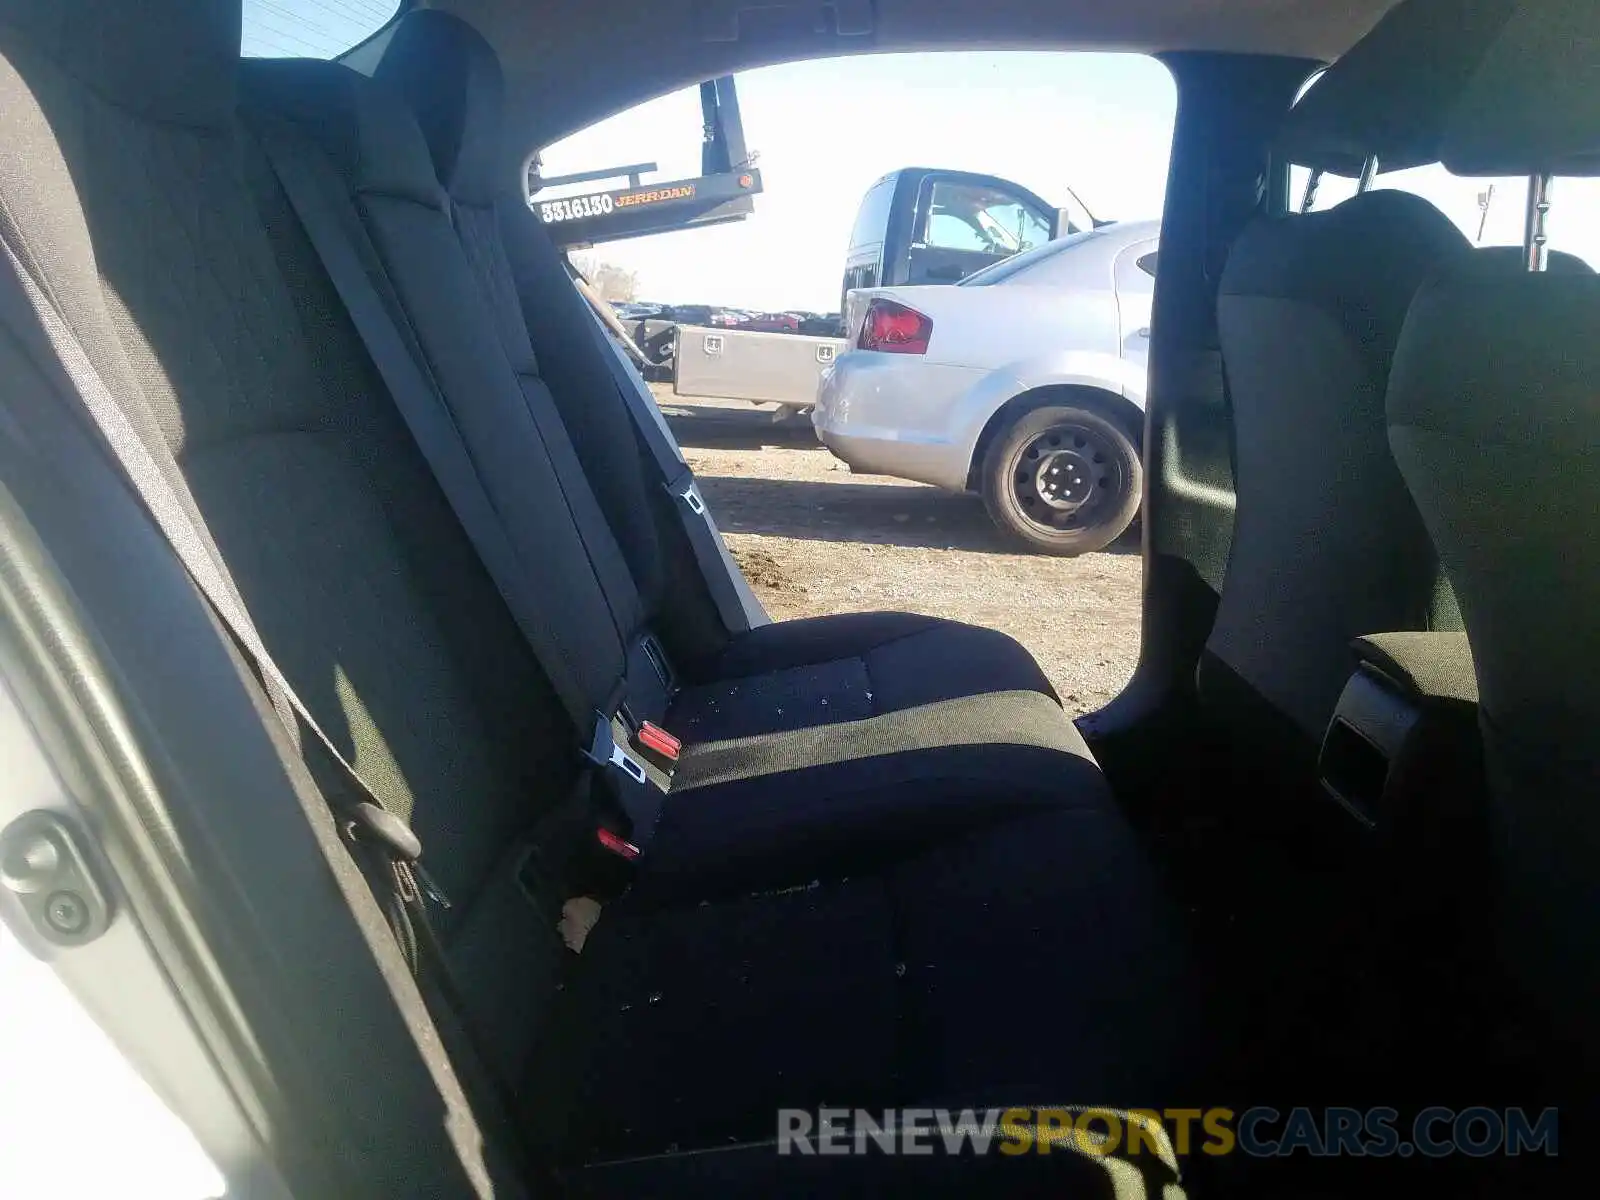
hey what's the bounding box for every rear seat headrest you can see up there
[1442,0,1600,176]
[240,58,448,213]
[0,0,237,129]
[1278,0,1517,176]
[373,9,506,207]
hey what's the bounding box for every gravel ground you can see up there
[658,390,1142,716]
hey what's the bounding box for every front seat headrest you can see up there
[1442,0,1600,176]
[1279,0,1517,177]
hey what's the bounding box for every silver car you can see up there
[815,219,1159,555]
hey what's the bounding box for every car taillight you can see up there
[858,299,932,354]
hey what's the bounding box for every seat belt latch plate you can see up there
[586,715,648,786]
[665,469,707,516]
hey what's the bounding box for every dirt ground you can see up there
[657,388,1142,716]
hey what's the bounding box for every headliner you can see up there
[431,0,1398,150]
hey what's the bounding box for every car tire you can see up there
[980,404,1142,556]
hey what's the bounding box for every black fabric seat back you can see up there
[1201,0,1538,756]
[1389,270,1600,1057]
[0,0,579,1083]
[236,57,684,721]
[372,10,675,625]
[1205,190,1470,748]
[1388,0,1600,1062]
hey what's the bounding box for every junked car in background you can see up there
[815,219,1159,555]
[635,166,1090,413]
[839,166,1102,306]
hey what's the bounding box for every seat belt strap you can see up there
[0,234,445,946]
[576,268,766,634]
[257,127,603,728]
[496,199,767,634]
[6,225,560,1188]
[256,130,662,832]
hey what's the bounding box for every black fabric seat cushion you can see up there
[232,55,1122,912]
[670,611,1058,742]
[642,688,1109,904]
[643,613,1096,903]
[529,805,1193,1166]
[233,48,1123,927]
[0,10,1197,1192]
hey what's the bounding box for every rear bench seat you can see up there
[0,0,1195,1183]
[370,12,1070,745]
[370,12,1077,736]
[235,17,1127,903]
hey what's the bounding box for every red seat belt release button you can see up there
[596,827,642,861]
[635,721,682,762]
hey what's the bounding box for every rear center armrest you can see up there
[1320,630,1483,836]
[1350,631,1477,707]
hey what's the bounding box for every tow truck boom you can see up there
[529,76,764,249]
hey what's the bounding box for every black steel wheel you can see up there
[981,405,1142,555]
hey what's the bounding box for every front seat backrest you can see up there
[1390,268,1600,1059]
[1389,0,1600,1059]
[1205,190,1470,750]
[1200,0,1525,756]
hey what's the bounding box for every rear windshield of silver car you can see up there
[958,228,1107,287]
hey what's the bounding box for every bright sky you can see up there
[540,51,1600,312]
[1296,165,1600,268]
[539,53,1179,312]
[241,5,1600,313]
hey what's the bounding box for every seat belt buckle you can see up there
[586,714,648,786]
[630,720,681,774]
[578,824,642,899]
[596,827,642,861]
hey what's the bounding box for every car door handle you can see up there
[1135,327,1150,338]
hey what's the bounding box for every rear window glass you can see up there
[241,0,401,59]
[921,179,1053,256]
[848,177,897,251]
